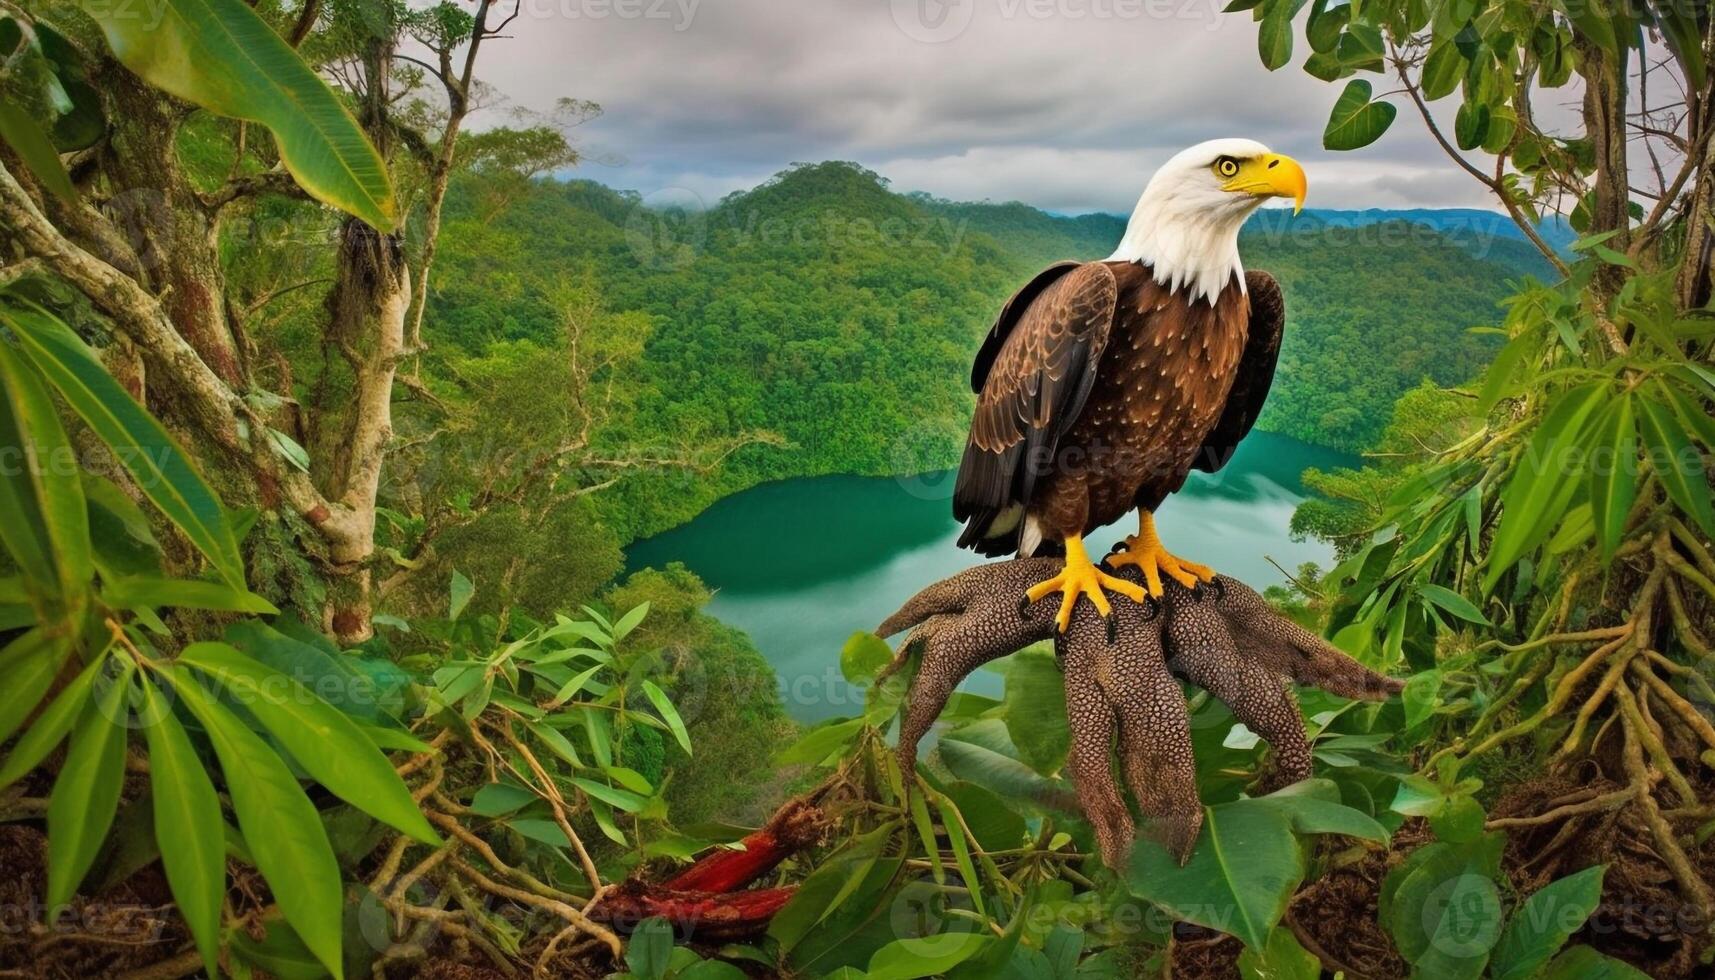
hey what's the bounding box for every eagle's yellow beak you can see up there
[1225,153,1307,214]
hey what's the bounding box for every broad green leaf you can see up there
[1258,1,1294,70]
[1421,41,1466,100]
[1587,396,1638,560]
[840,630,894,684]
[867,932,990,980]
[0,649,109,789]
[1417,584,1489,625]
[3,306,244,587]
[1491,865,1606,980]
[1000,648,1069,776]
[1254,779,1390,841]
[0,329,90,602]
[776,717,864,767]
[448,569,475,620]
[1128,800,1302,950]
[1541,945,1651,980]
[45,659,133,908]
[178,642,438,844]
[1324,80,1397,150]
[163,667,345,979]
[0,357,56,594]
[678,961,749,980]
[1305,0,1347,54]
[1403,670,1443,729]
[626,917,674,980]
[0,628,70,746]
[0,100,75,202]
[640,679,691,755]
[1455,100,1489,151]
[1638,393,1715,537]
[938,720,1071,810]
[1237,926,1320,980]
[140,678,225,977]
[78,0,395,227]
[103,574,278,614]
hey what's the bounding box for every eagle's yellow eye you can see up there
[1214,157,1241,179]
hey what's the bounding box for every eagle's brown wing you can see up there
[1193,269,1284,474]
[954,262,1117,555]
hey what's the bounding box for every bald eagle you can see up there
[953,139,1306,631]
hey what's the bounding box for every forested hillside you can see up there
[430,161,1522,507]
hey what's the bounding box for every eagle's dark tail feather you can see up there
[953,440,1025,557]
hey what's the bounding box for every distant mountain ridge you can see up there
[431,161,1525,494]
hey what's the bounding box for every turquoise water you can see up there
[627,430,1354,721]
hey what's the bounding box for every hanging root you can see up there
[878,559,1402,868]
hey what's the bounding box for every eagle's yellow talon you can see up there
[1107,511,1217,598]
[1026,536,1145,632]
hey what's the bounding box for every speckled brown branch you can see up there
[877,558,1403,869]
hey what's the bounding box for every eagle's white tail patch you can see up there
[1019,515,1044,557]
[985,504,1023,538]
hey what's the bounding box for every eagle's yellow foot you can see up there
[1107,511,1216,597]
[1022,536,1146,632]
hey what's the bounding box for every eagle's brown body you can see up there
[954,259,1285,557]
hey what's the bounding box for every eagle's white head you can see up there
[1108,138,1307,305]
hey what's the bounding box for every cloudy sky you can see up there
[467,0,1515,214]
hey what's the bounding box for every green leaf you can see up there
[612,601,649,641]
[0,100,75,203]
[1455,100,1490,151]
[547,662,604,707]
[139,678,225,978]
[78,0,395,228]
[162,666,346,979]
[103,575,278,614]
[46,659,133,908]
[1001,647,1070,776]
[1587,396,1638,560]
[867,932,990,980]
[571,776,647,812]
[1254,779,1390,841]
[938,720,1070,809]
[1305,0,1347,54]
[1237,926,1321,980]
[0,629,71,746]
[1417,584,1489,625]
[0,649,109,790]
[178,642,438,844]
[840,630,894,684]
[1403,670,1444,729]
[1323,80,1397,150]
[626,917,674,980]
[2,305,244,587]
[1490,866,1606,980]
[449,569,474,620]
[1258,1,1295,70]
[640,679,692,755]
[1638,393,1715,537]
[0,338,90,602]
[1541,945,1651,980]
[1421,41,1467,100]
[1128,800,1301,950]
[1486,384,1607,588]
[776,717,864,767]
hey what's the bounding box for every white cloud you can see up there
[467,0,1505,212]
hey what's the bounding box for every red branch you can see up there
[590,796,828,940]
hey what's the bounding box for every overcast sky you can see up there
[466,0,1520,214]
